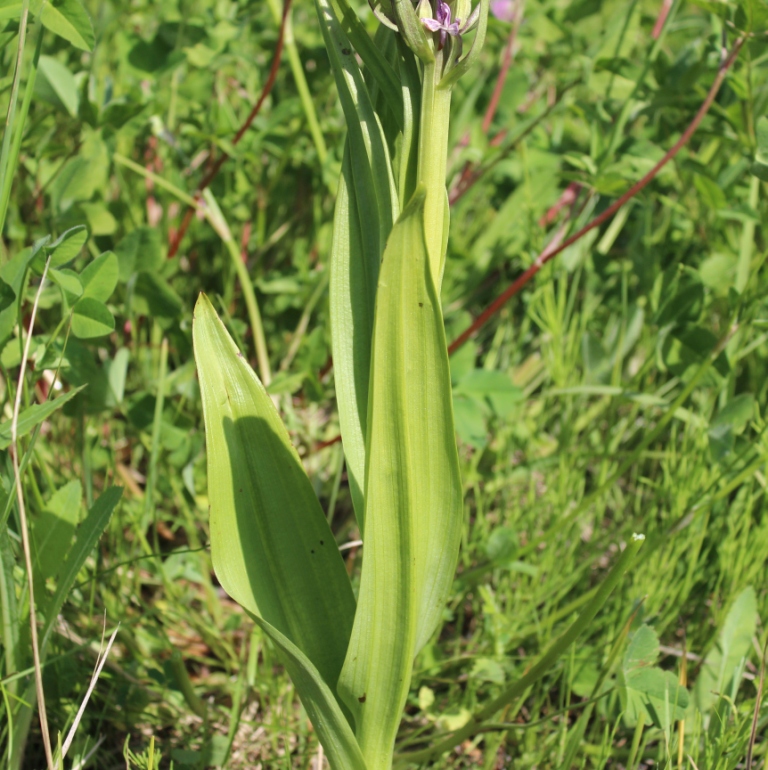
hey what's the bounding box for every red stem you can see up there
[448,37,745,355]
[168,0,293,258]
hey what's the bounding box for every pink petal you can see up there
[491,0,516,21]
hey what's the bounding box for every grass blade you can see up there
[0,385,86,450]
[40,486,123,649]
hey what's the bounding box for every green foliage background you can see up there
[1,0,767,766]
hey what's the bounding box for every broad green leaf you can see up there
[35,56,79,117]
[32,480,82,581]
[41,487,123,648]
[50,268,83,300]
[0,386,86,449]
[193,294,355,698]
[31,0,95,51]
[80,251,119,302]
[72,297,115,339]
[251,617,367,770]
[693,586,757,714]
[618,625,689,729]
[338,189,463,768]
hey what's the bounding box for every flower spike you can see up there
[421,1,461,49]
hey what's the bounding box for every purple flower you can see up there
[421,1,461,49]
[490,0,516,22]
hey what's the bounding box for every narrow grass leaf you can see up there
[338,188,463,768]
[192,293,356,696]
[41,486,123,648]
[0,385,86,449]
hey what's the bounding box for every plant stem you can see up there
[417,57,452,287]
[12,256,55,770]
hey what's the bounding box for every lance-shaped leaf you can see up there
[319,0,399,529]
[331,0,403,126]
[193,294,356,699]
[252,616,368,770]
[338,188,463,768]
[330,148,375,524]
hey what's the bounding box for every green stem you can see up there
[144,336,168,528]
[267,0,328,165]
[394,534,645,767]
[417,58,452,288]
[112,152,202,209]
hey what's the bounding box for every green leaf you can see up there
[251,617,367,770]
[192,294,356,701]
[115,227,162,280]
[618,625,689,729]
[0,248,35,346]
[708,394,754,462]
[32,480,82,581]
[329,149,378,523]
[80,251,119,302]
[693,586,757,714]
[0,386,86,449]
[49,268,83,300]
[35,56,79,117]
[318,0,400,523]
[45,225,88,269]
[32,0,95,51]
[454,369,524,417]
[337,189,463,767]
[328,0,403,127]
[132,271,182,318]
[752,116,768,182]
[72,297,115,339]
[0,0,23,22]
[41,487,123,648]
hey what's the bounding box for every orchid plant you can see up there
[193,1,642,767]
